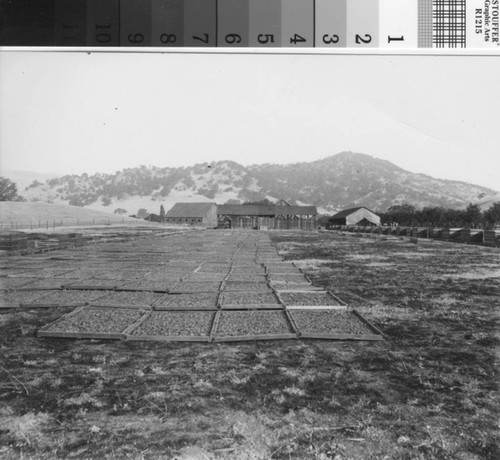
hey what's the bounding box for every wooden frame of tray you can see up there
[170,288,222,294]
[285,305,349,310]
[182,274,229,282]
[89,303,152,310]
[267,273,312,282]
[114,285,171,293]
[226,275,268,282]
[152,305,219,311]
[61,284,118,291]
[265,268,305,275]
[283,310,300,336]
[351,310,385,337]
[212,333,297,342]
[297,332,383,341]
[269,283,325,291]
[126,334,211,342]
[21,300,88,308]
[16,285,64,291]
[209,310,222,341]
[219,304,284,310]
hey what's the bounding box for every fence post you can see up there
[46,221,48,230]
[93,218,95,225]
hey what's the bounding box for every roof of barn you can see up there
[329,207,378,220]
[165,202,216,218]
[217,204,317,216]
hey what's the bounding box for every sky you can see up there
[0,49,499,190]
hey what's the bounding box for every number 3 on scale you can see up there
[322,34,339,44]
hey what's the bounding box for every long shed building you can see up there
[328,207,380,227]
[217,204,317,230]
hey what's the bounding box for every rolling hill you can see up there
[6,152,498,216]
[0,202,142,226]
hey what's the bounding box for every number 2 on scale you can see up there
[355,34,371,44]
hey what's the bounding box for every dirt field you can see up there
[0,229,498,459]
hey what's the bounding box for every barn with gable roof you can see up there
[164,202,218,228]
[327,207,380,227]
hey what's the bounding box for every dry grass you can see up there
[0,202,134,222]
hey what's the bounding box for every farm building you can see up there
[164,203,218,228]
[144,213,162,223]
[328,207,381,227]
[217,203,317,230]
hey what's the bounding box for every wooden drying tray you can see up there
[36,306,141,340]
[124,310,214,342]
[292,309,384,341]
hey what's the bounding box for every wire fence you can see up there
[327,225,500,247]
[0,218,124,231]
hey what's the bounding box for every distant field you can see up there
[0,202,142,228]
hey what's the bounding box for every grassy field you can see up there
[0,202,140,227]
[0,230,498,459]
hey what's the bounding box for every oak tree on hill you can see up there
[0,177,21,201]
[484,202,500,225]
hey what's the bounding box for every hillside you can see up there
[0,202,142,225]
[1,170,58,192]
[11,152,498,215]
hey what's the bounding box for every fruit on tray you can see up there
[219,292,280,306]
[129,311,215,336]
[278,291,341,306]
[26,290,108,305]
[215,310,292,337]
[171,282,222,292]
[223,281,270,291]
[154,293,219,309]
[45,307,144,333]
[290,310,373,335]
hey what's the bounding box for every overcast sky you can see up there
[0,50,499,190]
